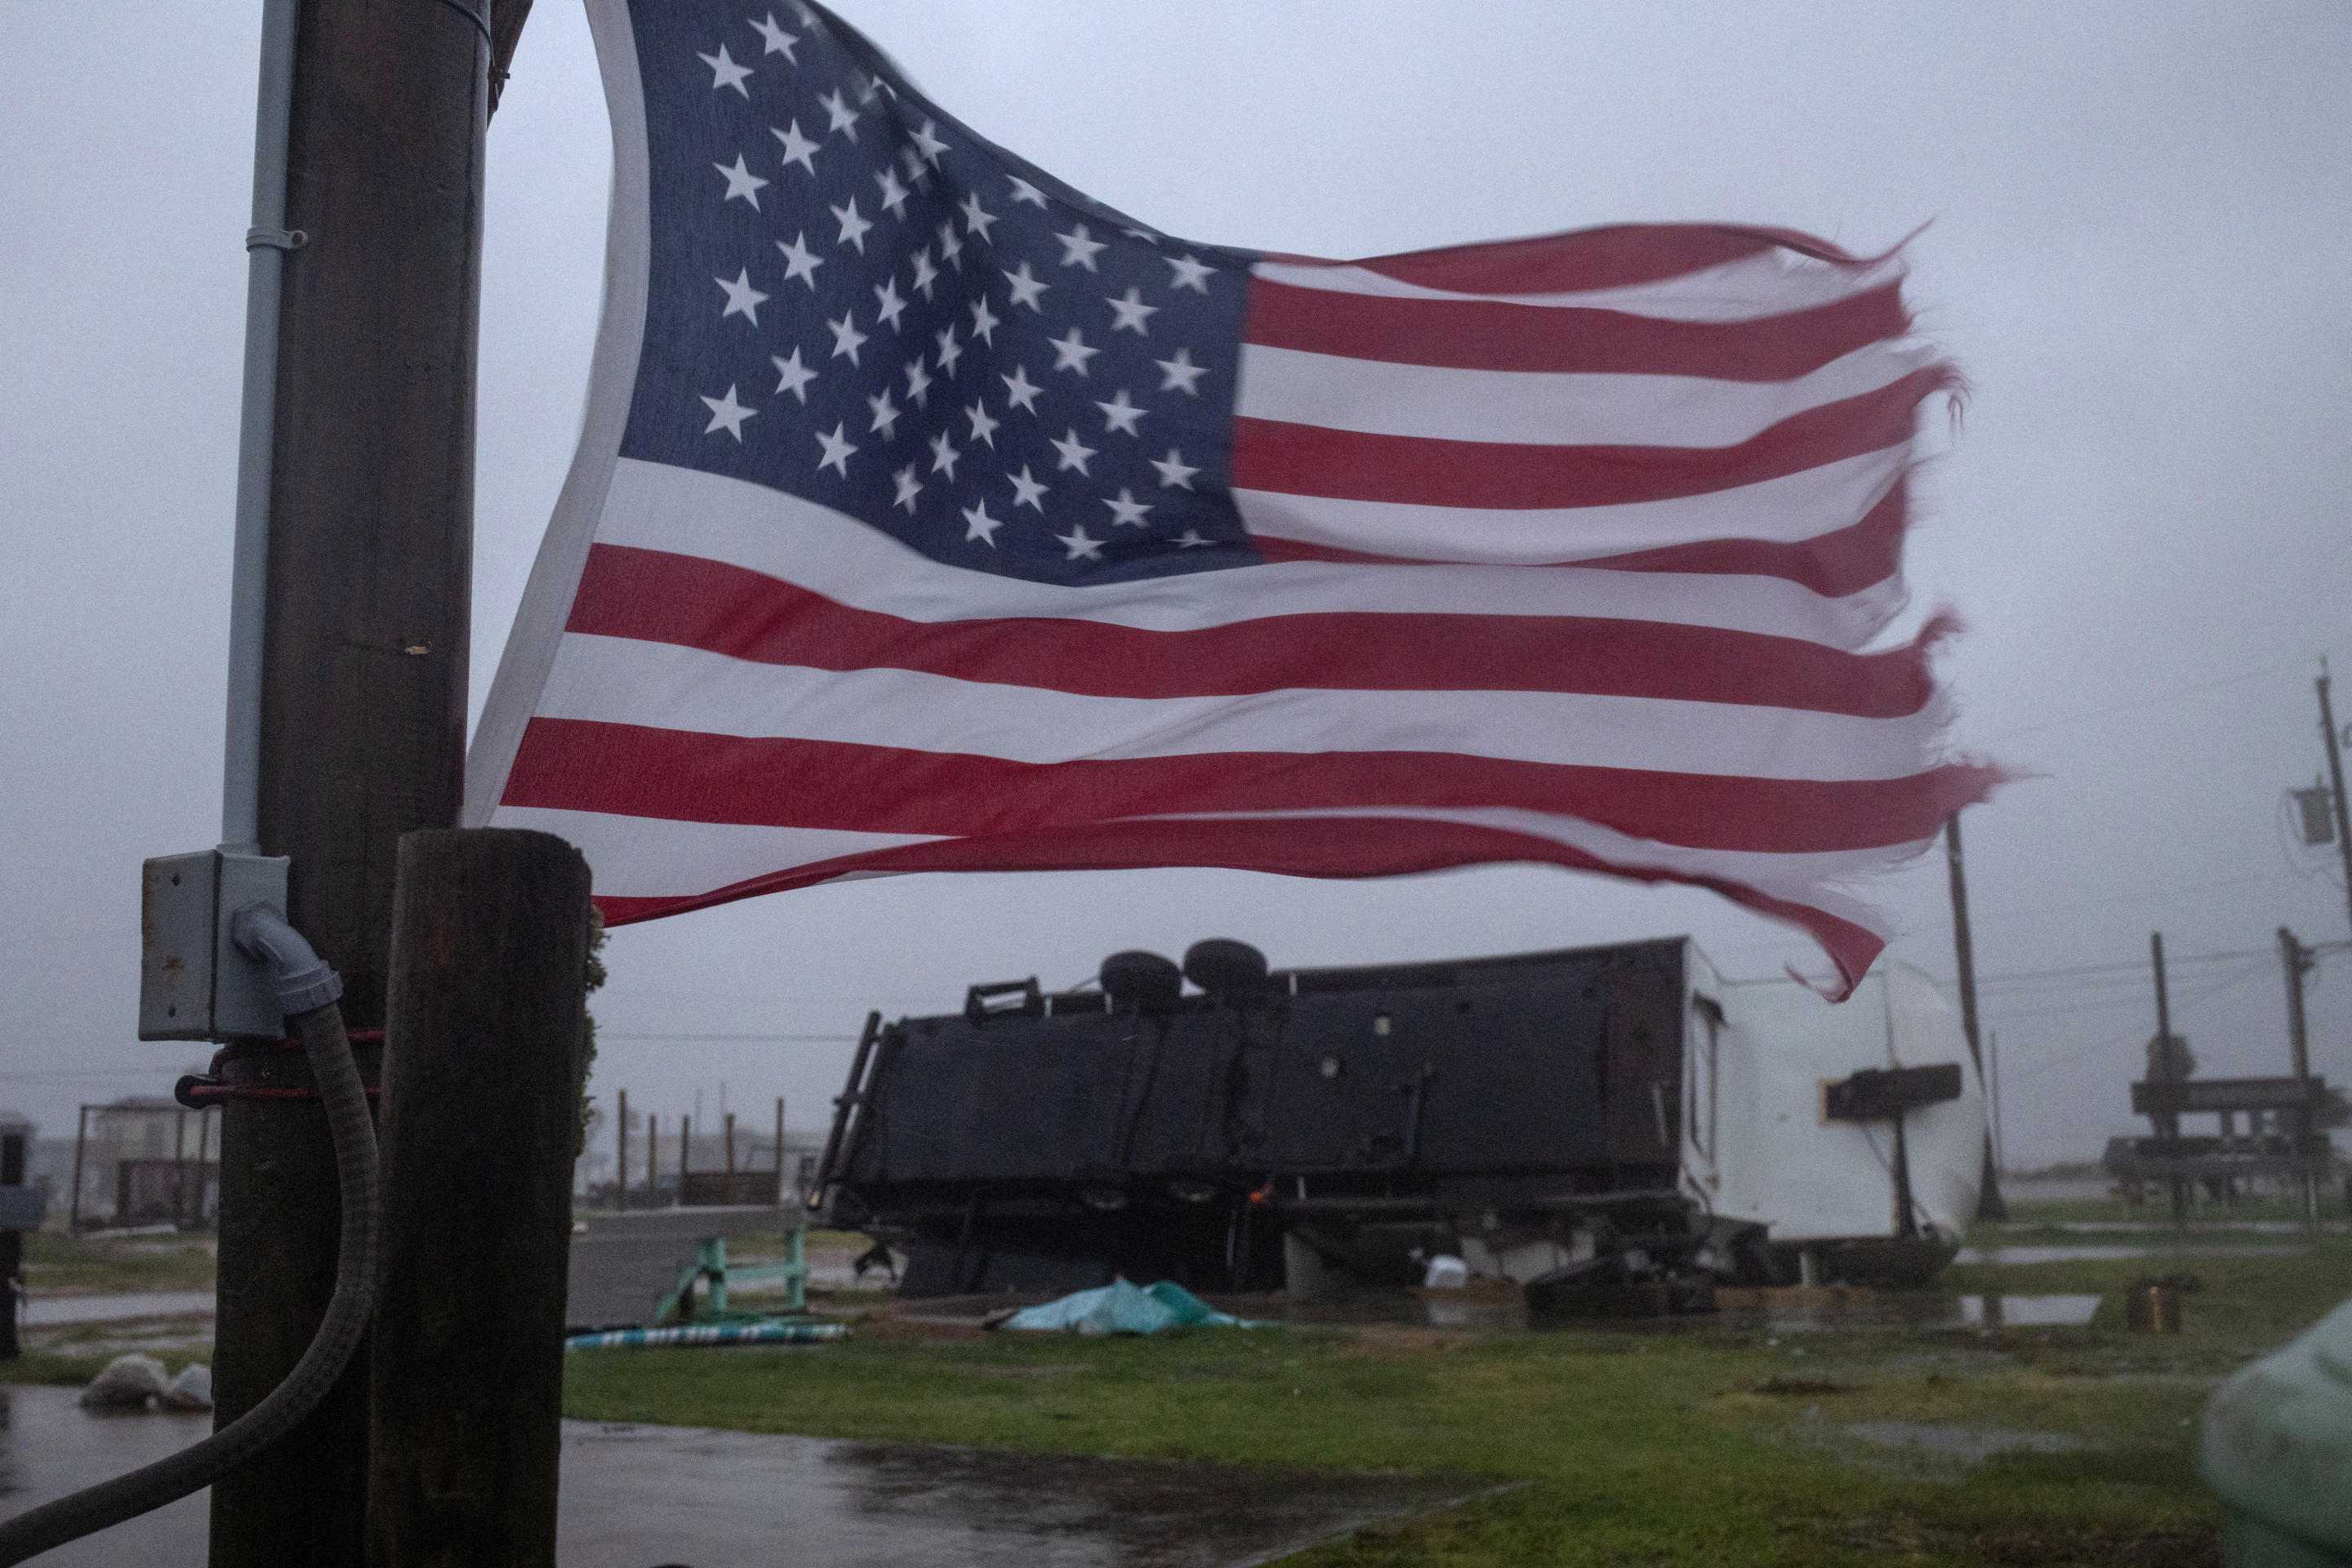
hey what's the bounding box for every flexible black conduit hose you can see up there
[0,998,378,1565]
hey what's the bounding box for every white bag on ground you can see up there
[79,1353,169,1410]
[1423,1254,1470,1289]
[162,1362,214,1411]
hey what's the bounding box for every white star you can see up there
[928,429,962,478]
[900,145,930,189]
[715,268,768,323]
[1048,325,1100,376]
[1102,488,1152,527]
[700,384,755,439]
[715,154,768,208]
[1007,175,1048,207]
[1050,427,1098,474]
[891,462,923,511]
[1007,466,1049,510]
[770,347,817,403]
[827,310,867,365]
[831,197,872,254]
[1106,287,1158,336]
[1176,529,1213,547]
[698,43,753,96]
[964,399,1000,448]
[936,220,964,270]
[771,120,819,175]
[1000,363,1042,412]
[874,167,909,217]
[1095,389,1146,435]
[1156,346,1208,395]
[866,389,901,439]
[1166,254,1214,292]
[1054,223,1106,272]
[959,191,998,243]
[1056,524,1105,561]
[934,325,964,376]
[968,295,1000,345]
[814,422,858,475]
[750,13,797,58]
[1152,448,1200,489]
[909,249,939,300]
[1124,223,1162,242]
[788,0,816,23]
[871,278,907,331]
[911,118,950,166]
[776,232,823,289]
[962,501,1003,546]
[818,87,859,140]
[904,357,933,408]
[1002,261,1048,312]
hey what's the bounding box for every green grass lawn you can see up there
[566,1211,2352,1567]
[19,1228,217,1296]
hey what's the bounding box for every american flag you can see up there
[466,0,2000,996]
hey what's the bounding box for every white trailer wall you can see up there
[1691,954,1984,1244]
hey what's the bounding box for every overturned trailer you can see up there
[817,937,1984,1305]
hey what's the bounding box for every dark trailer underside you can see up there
[817,937,1761,1299]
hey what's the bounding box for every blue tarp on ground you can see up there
[998,1279,1265,1335]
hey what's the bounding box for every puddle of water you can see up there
[1843,1420,2091,1462]
[0,1385,1479,1568]
[1954,1245,2305,1265]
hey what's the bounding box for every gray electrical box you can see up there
[140,851,291,1041]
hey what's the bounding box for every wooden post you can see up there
[774,1097,786,1204]
[0,1129,24,1361]
[366,829,590,1568]
[615,1089,629,1213]
[1944,814,2007,1218]
[645,1113,658,1207]
[68,1107,87,1235]
[724,1111,737,1202]
[679,1115,692,1200]
[2279,928,2319,1227]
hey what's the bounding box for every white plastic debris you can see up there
[1422,1254,1470,1290]
[79,1353,170,1410]
[161,1362,215,1412]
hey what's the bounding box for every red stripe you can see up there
[588,814,1890,998]
[1333,223,1861,296]
[1230,367,1949,511]
[568,543,1940,718]
[505,719,2001,856]
[1250,478,1909,600]
[1242,277,1909,380]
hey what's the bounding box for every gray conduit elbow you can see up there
[230,903,344,1015]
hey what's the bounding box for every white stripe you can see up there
[1148,805,1923,934]
[594,459,1906,650]
[539,634,1953,783]
[1253,250,1903,321]
[1236,341,1936,449]
[486,804,940,898]
[1233,445,1904,567]
[491,800,1920,924]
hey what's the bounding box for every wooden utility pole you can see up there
[2150,931,2186,1226]
[212,2,488,1557]
[2318,662,2352,941]
[366,830,590,1567]
[1944,813,2006,1218]
[2278,927,2319,1226]
[209,3,535,1561]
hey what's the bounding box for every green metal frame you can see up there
[653,1226,810,1326]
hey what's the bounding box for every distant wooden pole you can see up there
[724,1111,737,1182]
[615,1089,629,1213]
[680,1114,692,1200]
[774,1097,786,1202]
[1944,813,2006,1219]
[2280,927,2319,1227]
[366,829,591,1568]
[2153,931,2186,1225]
[645,1113,658,1207]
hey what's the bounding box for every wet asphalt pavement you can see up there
[0,1386,1472,1567]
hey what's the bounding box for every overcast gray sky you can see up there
[2,2,2346,1171]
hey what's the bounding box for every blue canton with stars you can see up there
[618,0,1265,587]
